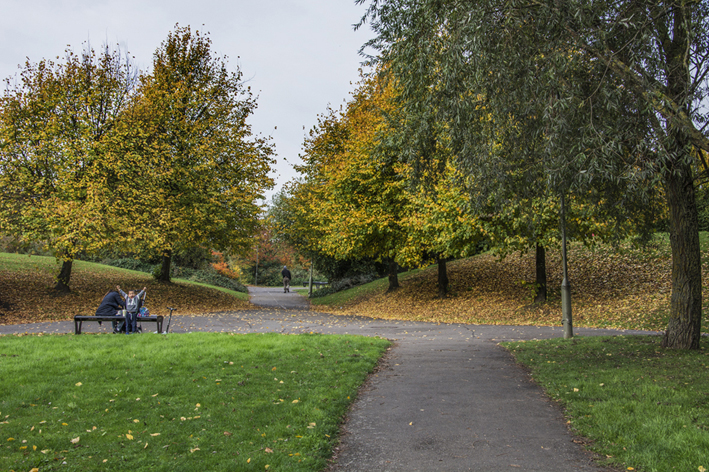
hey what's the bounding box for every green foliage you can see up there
[503,336,709,471]
[0,26,274,289]
[309,274,376,299]
[0,332,390,471]
[358,0,708,347]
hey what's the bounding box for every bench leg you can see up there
[157,317,163,334]
[75,319,82,335]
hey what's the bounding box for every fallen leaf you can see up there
[75,382,82,387]
[224,431,232,436]
[292,400,299,404]
[144,443,149,449]
[265,447,273,453]
[133,419,140,423]
[150,433,161,437]
[190,447,200,453]
[126,434,134,440]
[71,437,80,444]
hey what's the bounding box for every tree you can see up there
[123,25,275,281]
[0,45,138,291]
[359,0,708,348]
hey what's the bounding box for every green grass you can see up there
[0,332,390,471]
[171,278,249,301]
[0,252,131,275]
[308,269,422,307]
[502,336,709,471]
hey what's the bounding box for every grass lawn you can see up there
[0,332,390,471]
[502,335,709,472]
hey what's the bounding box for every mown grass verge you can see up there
[0,332,390,471]
[0,253,250,324]
[502,335,709,472]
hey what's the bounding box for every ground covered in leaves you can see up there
[315,236,709,333]
[0,254,250,325]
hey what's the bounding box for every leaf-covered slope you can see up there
[315,237,709,333]
[0,254,250,324]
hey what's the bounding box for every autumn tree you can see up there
[360,0,706,348]
[0,45,138,291]
[121,25,275,282]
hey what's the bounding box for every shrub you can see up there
[101,258,155,273]
[309,274,376,298]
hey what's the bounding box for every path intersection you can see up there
[0,286,653,471]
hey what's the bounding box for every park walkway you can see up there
[0,286,652,471]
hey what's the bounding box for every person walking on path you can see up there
[281,266,292,293]
[117,285,146,334]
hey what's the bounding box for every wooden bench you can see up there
[74,315,164,334]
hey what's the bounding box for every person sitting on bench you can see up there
[117,285,146,335]
[95,288,124,325]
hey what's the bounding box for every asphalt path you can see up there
[0,286,656,471]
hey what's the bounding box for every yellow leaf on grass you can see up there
[75,382,82,387]
[30,469,39,472]
[71,437,80,444]
[247,458,251,463]
[265,447,273,453]
[292,400,299,404]
[133,419,140,423]
[150,433,160,437]
[190,447,200,453]
[126,434,134,440]
[144,443,148,449]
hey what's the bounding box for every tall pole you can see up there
[560,193,573,339]
[308,260,314,298]
[254,246,259,286]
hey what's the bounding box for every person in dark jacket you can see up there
[95,289,124,329]
[281,266,292,293]
[96,289,124,316]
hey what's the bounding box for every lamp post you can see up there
[560,193,573,339]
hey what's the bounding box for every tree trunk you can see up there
[387,259,400,292]
[159,250,172,283]
[661,4,702,350]
[533,244,547,304]
[437,257,449,298]
[662,162,702,349]
[54,257,73,293]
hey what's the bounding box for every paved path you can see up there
[0,286,656,471]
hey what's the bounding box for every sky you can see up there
[0,0,375,201]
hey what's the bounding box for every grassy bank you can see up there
[502,335,709,471]
[310,234,709,333]
[0,332,390,471]
[0,253,250,325]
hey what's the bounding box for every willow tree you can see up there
[359,0,708,349]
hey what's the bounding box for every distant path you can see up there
[0,289,657,471]
[247,285,311,310]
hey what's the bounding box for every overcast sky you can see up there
[0,0,375,201]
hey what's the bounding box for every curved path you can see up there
[0,286,655,471]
